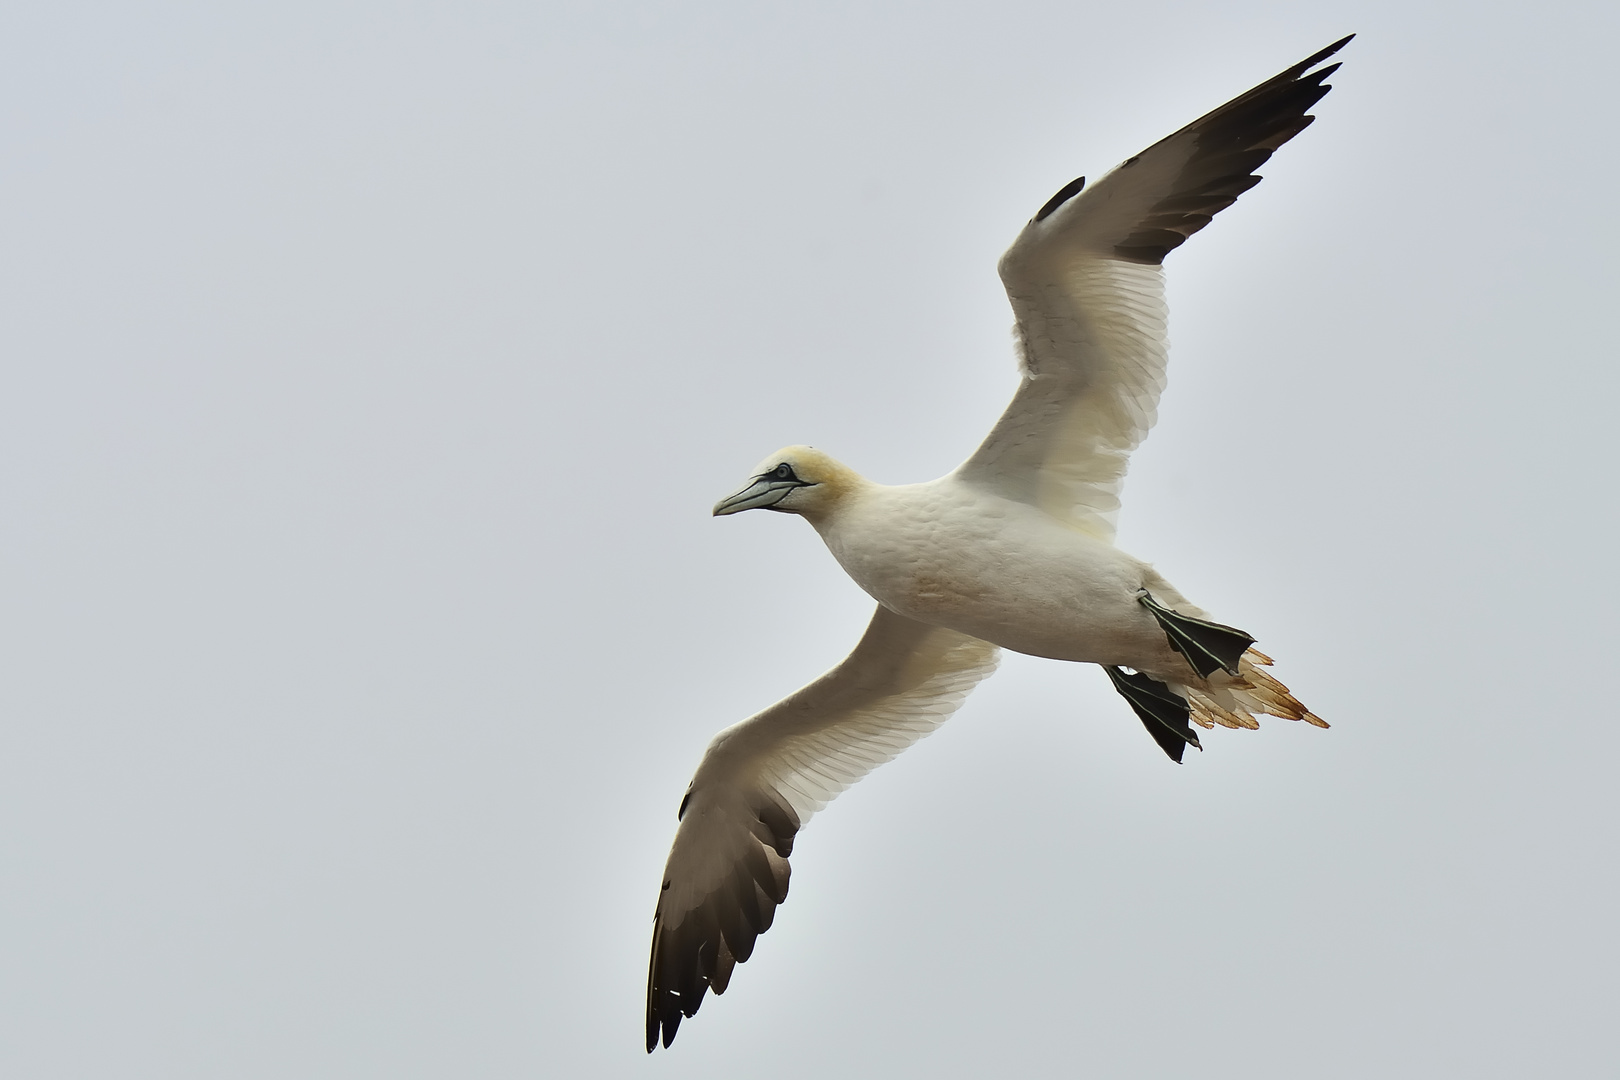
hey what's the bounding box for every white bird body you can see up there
[645,37,1351,1051]
[806,469,1194,675]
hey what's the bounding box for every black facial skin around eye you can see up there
[771,463,797,482]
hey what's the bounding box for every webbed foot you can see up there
[1104,665,1201,764]
[1136,590,1254,679]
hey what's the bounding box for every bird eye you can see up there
[773,463,796,481]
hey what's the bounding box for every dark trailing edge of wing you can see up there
[645,792,801,1052]
[1112,34,1352,264]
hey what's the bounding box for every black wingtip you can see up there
[1103,36,1352,266]
[1304,34,1355,71]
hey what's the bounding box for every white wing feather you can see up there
[970,254,1169,540]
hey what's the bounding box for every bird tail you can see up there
[1185,649,1328,731]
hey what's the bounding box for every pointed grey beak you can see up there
[713,477,806,516]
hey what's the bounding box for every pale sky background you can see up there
[2,2,1617,1077]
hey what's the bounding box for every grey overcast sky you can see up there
[2,1,1617,1077]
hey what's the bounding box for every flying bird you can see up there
[647,36,1349,1051]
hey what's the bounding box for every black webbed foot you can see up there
[1136,590,1254,679]
[1104,665,1201,763]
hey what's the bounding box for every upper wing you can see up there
[955,36,1350,540]
[646,606,1000,1051]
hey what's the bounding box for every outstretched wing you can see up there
[646,606,999,1051]
[955,36,1350,540]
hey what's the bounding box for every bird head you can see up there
[712,446,859,521]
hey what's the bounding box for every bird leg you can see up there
[1136,590,1254,679]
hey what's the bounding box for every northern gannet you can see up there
[647,36,1349,1051]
